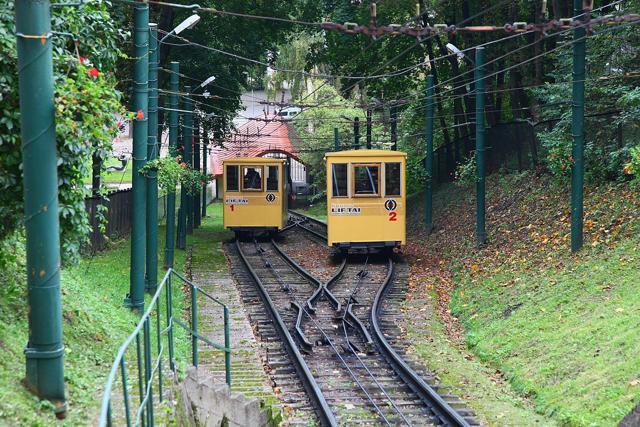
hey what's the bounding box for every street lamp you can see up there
[446,42,474,65]
[160,14,201,43]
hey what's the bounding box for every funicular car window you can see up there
[353,164,380,197]
[267,165,279,191]
[332,163,348,197]
[385,162,401,196]
[226,165,239,192]
[242,166,263,191]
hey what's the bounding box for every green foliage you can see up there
[141,155,184,195]
[531,16,640,183]
[291,84,385,193]
[0,0,126,263]
[0,230,26,316]
[624,145,640,186]
[142,155,213,196]
[181,168,213,196]
[265,31,322,100]
[55,61,125,261]
[163,0,323,135]
[0,220,194,425]
[454,155,478,187]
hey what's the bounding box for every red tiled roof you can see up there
[209,115,300,177]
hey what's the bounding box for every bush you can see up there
[0,2,126,264]
[624,145,640,187]
[454,156,478,187]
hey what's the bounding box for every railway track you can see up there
[226,211,477,425]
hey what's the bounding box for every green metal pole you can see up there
[177,126,186,250]
[202,121,208,218]
[125,1,149,310]
[193,118,201,229]
[366,109,372,149]
[425,75,435,233]
[146,23,159,293]
[390,105,397,151]
[571,0,586,253]
[334,127,340,151]
[164,62,180,267]
[15,0,66,416]
[354,117,360,150]
[183,87,194,236]
[475,47,487,247]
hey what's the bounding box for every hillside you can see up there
[402,170,640,425]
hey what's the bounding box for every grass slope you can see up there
[405,171,640,426]
[0,204,230,425]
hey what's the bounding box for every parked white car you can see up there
[276,106,302,120]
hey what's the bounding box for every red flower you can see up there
[79,55,86,63]
[136,110,145,120]
[181,162,187,169]
[87,67,99,78]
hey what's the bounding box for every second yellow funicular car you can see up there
[222,157,289,236]
[325,150,406,250]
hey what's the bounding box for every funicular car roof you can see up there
[324,149,407,160]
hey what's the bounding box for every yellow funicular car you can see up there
[222,157,288,236]
[325,149,406,250]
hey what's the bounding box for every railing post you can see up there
[120,357,132,427]
[156,301,163,402]
[135,334,145,425]
[224,305,231,386]
[143,318,154,426]
[191,284,198,367]
[166,273,175,372]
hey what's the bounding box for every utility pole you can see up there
[126,1,149,310]
[15,0,66,416]
[145,23,159,294]
[334,127,340,151]
[354,117,360,150]
[475,47,487,247]
[184,86,194,236]
[390,104,398,151]
[164,61,179,268]
[570,0,588,253]
[366,108,372,149]
[202,121,208,218]
[193,118,201,229]
[425,75,435,233]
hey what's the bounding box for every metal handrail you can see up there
[98,268,231,427]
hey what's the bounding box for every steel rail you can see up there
[339,259,413,426]
[234,240,338,427]
[371,258,471,427]
[258,240,399,425]
[287,210,328,241]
